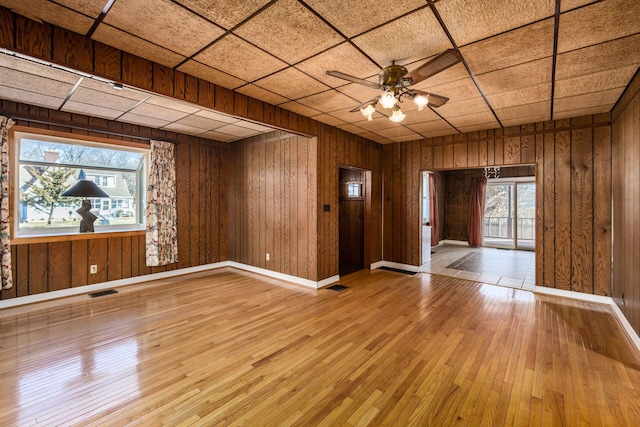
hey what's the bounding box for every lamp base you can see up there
[77,199,98,233]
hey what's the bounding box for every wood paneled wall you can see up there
[339,168,365,269]
[612,70,640,334]
[316,125,383,280]
[442,166,535,242]
[383,116,612,296]
[229,131,317,281]
[0,99,229,300]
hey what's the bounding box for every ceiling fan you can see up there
[326,49,463,123]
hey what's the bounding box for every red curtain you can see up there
[429,173,439,246]
[467,176,487,247]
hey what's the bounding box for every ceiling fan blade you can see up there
[412,89,449,108]
[326,70,382,90]
[405,49,463,85]
[349,96,381,113]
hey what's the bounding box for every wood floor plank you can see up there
[0,268,639,426]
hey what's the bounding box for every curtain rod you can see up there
[4,114,179,144]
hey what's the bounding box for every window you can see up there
[14,131,148,235]
[347,183,361,198]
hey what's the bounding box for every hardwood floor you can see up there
[1,268,639,426]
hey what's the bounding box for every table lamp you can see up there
[62,171,110,232]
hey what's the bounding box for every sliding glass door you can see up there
[483,179,535,249]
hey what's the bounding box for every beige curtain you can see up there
[145,140,178,266]
[467,176,487,247]
[1,116,14,290]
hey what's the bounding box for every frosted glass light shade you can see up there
[389,107,406,123]
[379,91,397,109]
[413,94,429,111]
[360,104,376,121]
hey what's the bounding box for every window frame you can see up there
[11,128,150,238]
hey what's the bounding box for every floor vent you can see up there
[326,284,348,292]
[379,266,417,275]
[89,289,118,298]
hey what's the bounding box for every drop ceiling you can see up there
[0,0,639,144]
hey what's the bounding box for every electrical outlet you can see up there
[90,265,98,274]
[266,253,270,261]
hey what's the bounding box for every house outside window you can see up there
[14,131,148,235]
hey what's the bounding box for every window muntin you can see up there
[15,132,148,235]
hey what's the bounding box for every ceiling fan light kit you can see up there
[327,49,463,123]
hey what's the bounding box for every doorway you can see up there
[483,178,535,250]
[339,167,365,276]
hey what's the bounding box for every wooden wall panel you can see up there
[612,70,640,334]
[383,116,612,297]
[229,131,318,280]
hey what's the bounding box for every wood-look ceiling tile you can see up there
[499,115,548,128]
[447,111,497,128]
[456,123,500,133]
[215,123,261,138]
[421,128,459,138]
[495,101,550,121]
[327,108,368,124]
[357,130,385,140]
[386,134,422,143]
[173,114,228,130]
[371,136,394,144]
[279,101,322,117]
[198,130,238,142]
[173,0,271,30]
[416,77,482,103]
[561,0,599,12]
[352,8,452,67]
[128,103,191,122]
[194,35,287,82]
[79,79,149,101]
[474,58,552,95]
[553,104,616,120]
[407,119,455,134]
[234,0,343,64]
[0,0,95,34]
[486,83,551,110]
[161,122,205,136]
[311,114,346,127]
[434,97,490,118]
[0,85,65,109]
[60,101,125,120]
[177,61,246,90]
[0,53,81,84]
[194,109,238,123]
[0,67,77,98]
[296,43,380,87]
[354,116,399,132]
[374,126,421,139]
[102,0,225,57]
[554,88,623,113]
[303,0,425,37]
[555,65,638,99]
[555,34,640,80]
[297,90,358,112]
[461,18,554,75]
[336,123,367,134]
[68,87,142,112]
[235,120,273,132]
[92,25,185,68]
[146,96,201,114]
[235,84,290,106]
[336,84,381,104]
[558,0,640,53]
[254,68,329,100]
[117,112,171,128]
[435,0,555,46]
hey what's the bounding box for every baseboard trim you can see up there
[1,261,337,309]
[0,261,230,310]
[371,261,420,273]
[442,239,469,246]
[534,286,640,356]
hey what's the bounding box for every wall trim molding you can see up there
[371,261,421,272]
[0,262,339,309]
[442,239,470,246]
[534,286,640,355]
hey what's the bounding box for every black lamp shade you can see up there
[62,180,110,198]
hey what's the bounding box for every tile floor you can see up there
[422,243,536,290]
